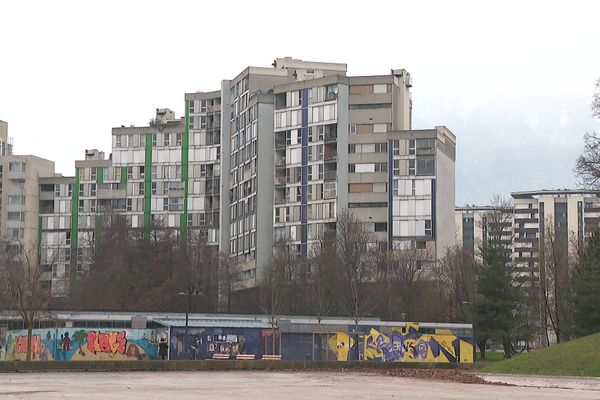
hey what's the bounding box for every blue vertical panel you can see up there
[300,89,309,258]
[431,179,436,239]
[388,140,394,249]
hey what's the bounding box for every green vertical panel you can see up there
[180,100,190,235]
[69,168,80,290]
[144,132,153,239]
[96,167,104,184]
[120,166,128,183]
[95,215,103,249]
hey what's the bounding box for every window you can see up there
[152,166,157,179]
[66,232,71,245]
[416,138,435,155]
[348,144,357,153]
[138,183,144,195]
[176,133,182,146]
[349,124,356,135]
[8,162,25,172]
[79,199,84,212]
[416,158,435,175]
[393,160,400,176]
[409,159,416,175]
[373,84,388,94]
[91,183,96,196]
[152,134,157,146]
[175,165,182,179]
[68,184,73,197]
[151,182,157,195]
[91,168,97,180]
[425,220,432,236]
[164,133,170,147]
[409,139,416,155]
[373,123,387,133]
[375,222,387,232]
[8,195,25,205]
[115,135,122,147]
[375,143,387,153]
[79,184,84,197]
[126,198,132,212]
[393,140,400,156]
[90,199,96,212]
[349,103,391,110]
[374,163,387,172]
[127,166,133,180]
[139,166,145,179]
[7,212,25,221]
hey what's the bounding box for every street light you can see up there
[177,289,204,360]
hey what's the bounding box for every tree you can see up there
[540,216,573,345]
[308,235,336,324]
[388,244,432,321]
[259,256,286,355]
[472,197,520,359]
[0,240,54,361]
[575,78,600,187]
[335,209,377,359]
[572,231,600,337]
[437,244,476,322]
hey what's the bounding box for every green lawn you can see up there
[481,332,600,377]
[476,351,505,362]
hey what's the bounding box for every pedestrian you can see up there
[158,338,168,360]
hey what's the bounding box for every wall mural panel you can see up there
[3,328,166,361]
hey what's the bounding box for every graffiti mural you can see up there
[329,323,474,363]
[3,328,166,361]
[169,327,263,360]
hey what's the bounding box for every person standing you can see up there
[158,338,169,360]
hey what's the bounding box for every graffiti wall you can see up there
[169,327,265,360]
[329,323,474,363]
[3,328,167,361]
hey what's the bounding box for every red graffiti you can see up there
[15,335,43,355]
[86,331,127,355]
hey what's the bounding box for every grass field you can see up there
[481,333,600,376]
[477,351,506,362]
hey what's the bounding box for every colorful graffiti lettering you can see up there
[330,323,474,363]
[86,331,127,355]
[15,335,43,355]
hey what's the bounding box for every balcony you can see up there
[7,170,26,181]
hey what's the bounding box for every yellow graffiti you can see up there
[328,332,355,361]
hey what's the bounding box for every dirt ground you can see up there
[1,371,599,399]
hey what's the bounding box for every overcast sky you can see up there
[1,0,599,205]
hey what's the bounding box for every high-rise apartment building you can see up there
[39,106,222,296]
[0,120,55,278]
[0,120,11,156]
[37,57,457,298]
[220,58,456,288]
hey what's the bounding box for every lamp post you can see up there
[178,289,204,360]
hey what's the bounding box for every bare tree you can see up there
[259,255,286,355]
[0,240,56,361]
[437,244,476,322]
[308,235,336,324]
[540,216,573,344]
[387,243,432,321]
[335,209,377,358]
[575,78,600,187]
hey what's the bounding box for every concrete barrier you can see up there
[0,360,475,373]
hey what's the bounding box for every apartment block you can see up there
[220,58,456,288]
[0,120,12,156]
[0,152,54,257]
[36,57,457,297]
[39,105,222,296]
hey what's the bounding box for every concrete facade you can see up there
[0,148,55,277]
